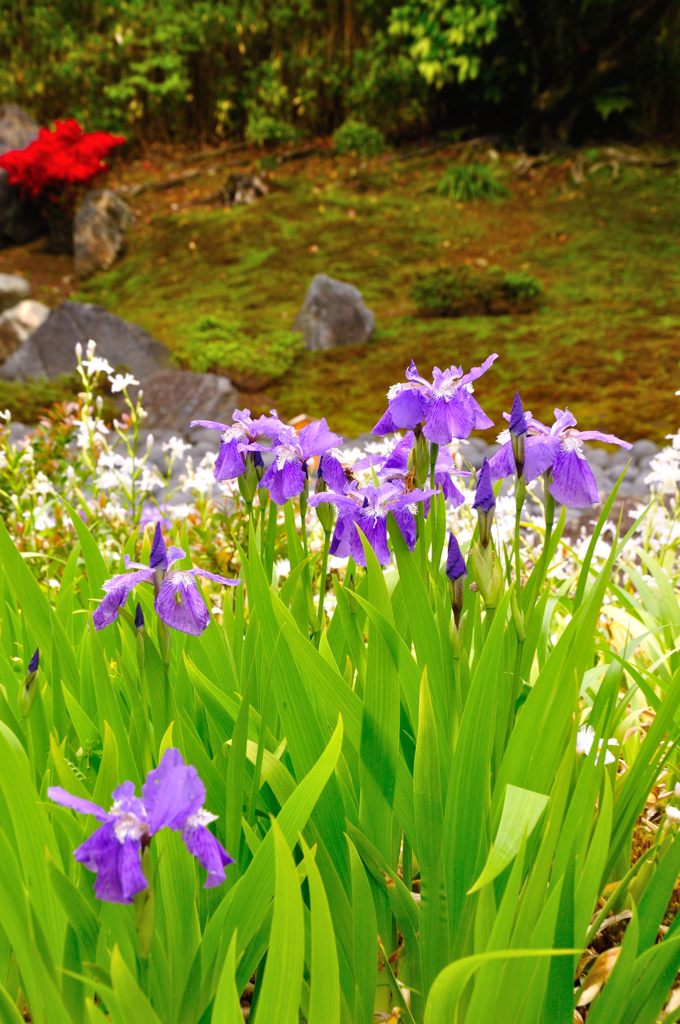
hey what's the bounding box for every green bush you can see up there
[175,315,303,390]
[435,163,508,202]
[332,118,386,157]
[412,266,542,316]
[245,111,300,148]
[0,375,81,423]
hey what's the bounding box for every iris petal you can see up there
[549,450,599,507]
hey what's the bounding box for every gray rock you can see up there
[0,299,49,360]
[73,189,134,278]
[630,439,658,465]
[294,273,375,351]
[0,300,171,381]
[0,104,45,246]
[139,369,238,437]
[0,273,30,313]
[222,173,268,206]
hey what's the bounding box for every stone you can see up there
[630,439,658,465]
[0,273,30,313]
[0,300,171,381]
[0,104,45,246]
[73,189,134,278]
[0,299,49,361]
[221,173,268,206]
[294,273,375,351]
[138,369,239,436]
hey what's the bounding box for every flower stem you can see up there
[316,529,332,632]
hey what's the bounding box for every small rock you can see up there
[294,273,375,351]
[73,189,134,278]
[630,439,658,465]
[140,369,239,437]
[0,300,171,381]
[0,104,45,246]
[221,173,268,206]
[0,274,30,313]
[0,299,49,361]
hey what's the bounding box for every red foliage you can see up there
[0,119,125,201]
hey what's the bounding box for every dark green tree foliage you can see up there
[0,0,677,143]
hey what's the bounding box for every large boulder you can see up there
[0,300,171,381]
[74,189,134,278]
[0,273,30,313]
[294,273,375,351]
[139,369,239,437]
[0,299,49,361]
[0,104,45,246]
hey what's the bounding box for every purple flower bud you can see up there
[473,459,495,549]
[446,534,467,629]
[27,647,40,673]
[446,534,467,582]
[509,393,528,436]
[134,604,145,630]
[149,522,168,570]
[473,459,495,512]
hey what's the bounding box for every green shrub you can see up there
[175,315,303,390]
[0,375,81,423]
[435,163,508,202]
[245,111,299,148]
[332,118,386,157]
[412,266,542,316]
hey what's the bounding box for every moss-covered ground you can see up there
[3,141,679,441]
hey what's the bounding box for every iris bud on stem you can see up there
[20,647,40,716]
[473,459,495,550]
[446,534,467,630]
[135,604,145,670]
[238,451,264,504]
[469,542,504,609]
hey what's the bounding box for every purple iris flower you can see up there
[92,525,239,636]
[309,480,435,566]
[372,354,498,443]
[377,432,468,507]
[489,407,631,508]
[258,419,343,505]
[190,408,284,481]
[48,748,233,904]
[27,647,40,673]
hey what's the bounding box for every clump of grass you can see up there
[333,118,386,158]
[174,314,303,391]
[412,266,542,317]
[436,163,508,202]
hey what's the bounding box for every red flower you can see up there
[0,119,125,201]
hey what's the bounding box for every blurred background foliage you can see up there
[1,0,678,148]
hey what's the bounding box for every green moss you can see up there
[76,152,680,444]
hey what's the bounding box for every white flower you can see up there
[162,436,192,461]
[82,355,115,377]
[109,372,139,393]
[666,805,680,824]
[30,472,54,496]
[576,726,618,765]
[274,558,291,582]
